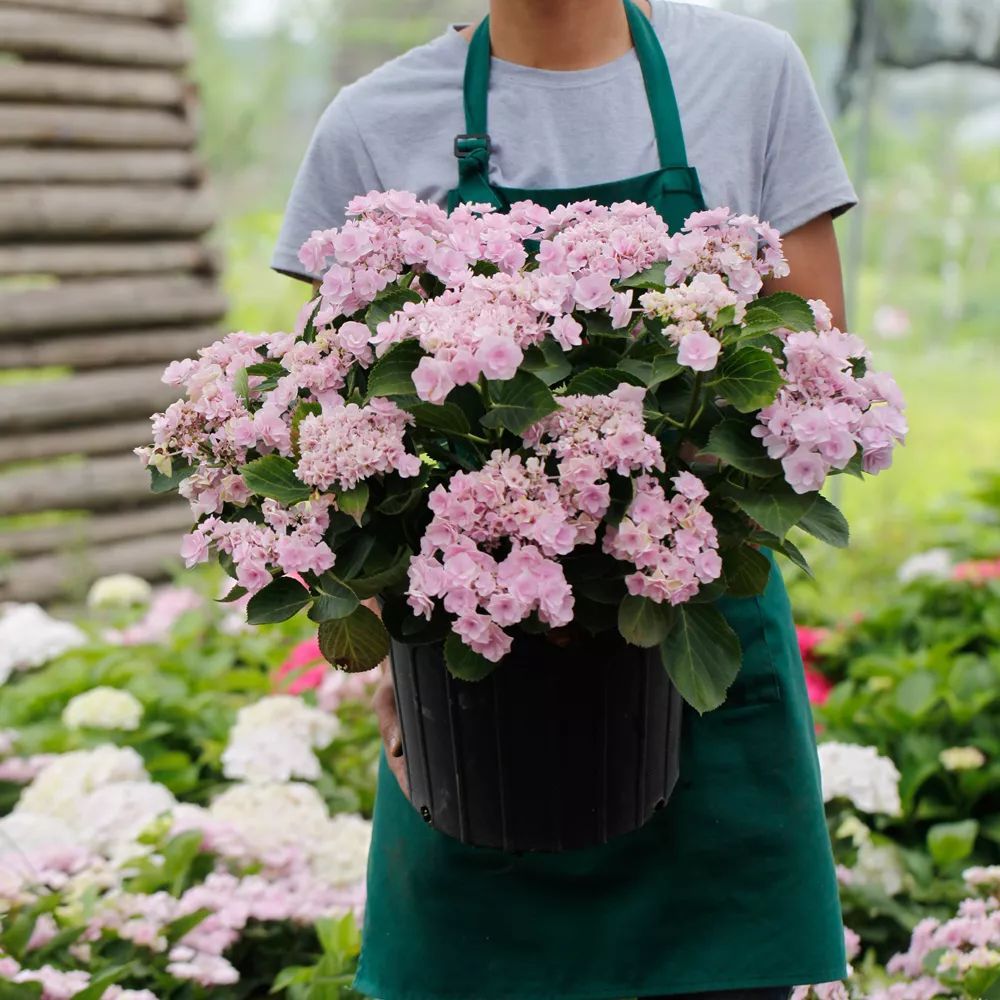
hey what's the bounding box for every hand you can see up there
[373,668,409,799]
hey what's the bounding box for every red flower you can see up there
[274,637,329,694]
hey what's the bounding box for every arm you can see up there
[762,211,848,330]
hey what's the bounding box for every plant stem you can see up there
[669,372,706,462]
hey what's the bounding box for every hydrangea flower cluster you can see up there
[661,205,789,298]
[301,191,544,322]
[221,695,340,784]
[181,498,335,593]
[296,396,421,491]
[0,603,86,684]
[816,741,902,816]
[371,272,574,404]
[640,272,746,372]
[604,472,722,605]
[62,686,143,732]
[407,450,577,661]
[753,302,908,493]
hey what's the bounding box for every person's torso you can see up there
[335,1,790,219]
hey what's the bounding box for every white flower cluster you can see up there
[206,781,371,887]
[221,695,340,784]
[897,547,953,584]
[0,603,86,683]
[62,686,144,731]
[87,573,153,609]
[817,741,902,816]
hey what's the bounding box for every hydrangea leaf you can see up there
[337,481,369,526]
[365,340,426,399]
[308,573,360,623]
[720,545,772,599]
[705,418,782,477]
[617,595,676,648]
[659,604,742,714]
[409,402,470,436]
[246,576,311,625]
[364,285,422,336]
[565,367,646,397]
[728,484,818,539]
[710,346,784,413]
[615,261,666,290]
[240,455,312,505]
[444,632,498,681]
[318,605,390,672]
[754,291,815,332]
[798,495,850,548]
[480,370,559,435]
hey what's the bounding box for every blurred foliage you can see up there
[811,478,1000,955]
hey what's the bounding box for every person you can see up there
[271,2,858,998]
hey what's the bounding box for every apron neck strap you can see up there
[458,0,689,189]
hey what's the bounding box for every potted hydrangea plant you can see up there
[139,193,906,851]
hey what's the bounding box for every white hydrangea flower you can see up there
[230,696,339,749]
[0,811,78,858]
[76,780,176,859]
[16,745,149,822]
[220,696,339,785]
[854,840,906,896]
[0,604,86,683]
[897,547,953,584]
[964,866,1000,893]
[222,726,323,784]
[208,782,331,857]
[309,813,373,887]
[87,573,153,609]
[939,746,986,772]
[62,687,144,731]
[817,741,902,816]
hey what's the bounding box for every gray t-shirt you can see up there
[271,0,857,282]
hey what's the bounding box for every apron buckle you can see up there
[454,133,491,159]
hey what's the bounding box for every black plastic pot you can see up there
[389,629,683,853]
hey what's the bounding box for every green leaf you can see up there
[444,632,499,681]
[705,419,781,477]
[480,370,559,435]
[308,573,360,623]
[291,400,322,456]
[270,966,314,994]
[68,966,133,1000]
[240,454,312,505]
[739,305,785,340]
[660,604,742,714]
[755,291,816,332]
[564,367,645,397]
[150,461,195,494]
[318,605,390,672]
[721,545,772,598]
[233,365,251,402]
[350,546,412,600]
[365,340,426,399]
[650,353,683,386]
[729,485,817,539]
[247,361,285,378]
[246,576,311,625]
[216,583,248,604]
[409,402,471,435]
[798,495,850,548]
[927,819,979,865]
[616,261,666,290]
[364,285,422,335]
[522,339,573,387]
[337,481,369,525]
[0,907,38,956]
[0,982,42,999]
[894,670,939,719]
[164,907,213,944]
[710,346,784,413]
[617,595,676,648]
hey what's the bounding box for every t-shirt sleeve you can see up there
[760,32,858,236]
[270,91,382,283]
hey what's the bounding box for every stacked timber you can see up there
[0,0,227,603]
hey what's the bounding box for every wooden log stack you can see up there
[0,0,226,603]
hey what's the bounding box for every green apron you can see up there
[355,5,846,997]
